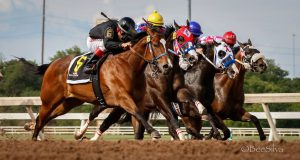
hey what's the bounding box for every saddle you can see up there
[67,52,110,106]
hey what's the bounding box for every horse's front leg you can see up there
[119,95,161,139]
[155,98,184,140]
[234,107,266,141]
[131,112,149,140]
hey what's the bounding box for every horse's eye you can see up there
[177,36,185,44]
[218,51,226,58]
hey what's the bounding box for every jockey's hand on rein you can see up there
[121,42,132,49]
[196,48,204,55]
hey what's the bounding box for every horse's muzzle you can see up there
[162,64,172,75]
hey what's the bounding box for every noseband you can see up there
[238,44,266,70]
[129,35,169,77]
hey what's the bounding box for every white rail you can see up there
[0,93,300,141]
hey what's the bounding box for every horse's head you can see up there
[237,39,267,73]
[205,41,239,78]
[172,21,198,70]
[131,25,172,75]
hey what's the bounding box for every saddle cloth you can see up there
[66,52,92,84]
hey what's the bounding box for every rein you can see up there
[129,35,169,78]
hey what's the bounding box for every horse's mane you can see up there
[131,31,148,45]
[165,25,175,40]
[232,46,240,55]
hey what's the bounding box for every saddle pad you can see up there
[67,53,92,84]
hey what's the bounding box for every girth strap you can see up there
[91,53,110,106]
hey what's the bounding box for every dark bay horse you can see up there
[208,39,267,140]
[32,29,172,141]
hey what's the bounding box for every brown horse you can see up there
[32,28,171,140]
[74,23,201,141]
[208,39,267,140]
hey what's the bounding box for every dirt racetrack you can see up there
[0,140,299,160]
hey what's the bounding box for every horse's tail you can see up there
[14,56,51,75]
[36,63,51,75]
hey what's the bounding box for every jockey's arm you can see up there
[198,35,223,45]
[104,38,124,53]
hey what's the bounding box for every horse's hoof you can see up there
[79,136,90,142]
[213,134,222,140]
[32,137,38,141]
[74,130,83,140]
[260,135,267,141]
[151,131,161,139]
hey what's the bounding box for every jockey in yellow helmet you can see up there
[147,10,164,27]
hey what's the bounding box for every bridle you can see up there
[129,34,169,78]
[237,44,266,71]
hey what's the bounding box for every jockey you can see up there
[189,21,203,43]
[83,17,137,74]
[198,31,237,49]
[188,21,204,53]
[136,23,147,33]
[135,11,165,35]
[147,10,164,27]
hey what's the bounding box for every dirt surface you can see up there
[0,140,299,160]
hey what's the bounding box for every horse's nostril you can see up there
[259,64,265,68]
[189,57,194,62]
[163,64,169,69]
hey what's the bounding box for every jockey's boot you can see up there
[83,54,99,74]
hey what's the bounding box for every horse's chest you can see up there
[184,70,200,85]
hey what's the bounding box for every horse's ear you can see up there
[237,40,244,48]
[142,18,152,28]
[186,19,190,27]
[174,20,180,30]
[248,38,252,46]
[213,40,221,46]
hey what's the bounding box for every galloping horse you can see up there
[74,23,200,140]
[32,28,171,140]
[208,39,267,140]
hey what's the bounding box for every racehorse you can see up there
[207,39,267,140]
[32,27,172,141]
[92,21,239,140]
[74,23,200,141]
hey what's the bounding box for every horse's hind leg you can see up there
[33,98,83,141]
[32,98,65,141]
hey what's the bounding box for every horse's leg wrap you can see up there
[74,120,90,140]
[194,100,207,115]
[90,129,103,141]
[176,128,185,140]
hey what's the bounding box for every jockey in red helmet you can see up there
[198,31,237,49]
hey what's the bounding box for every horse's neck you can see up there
[121,41,148,75]
[222,51,246,100]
